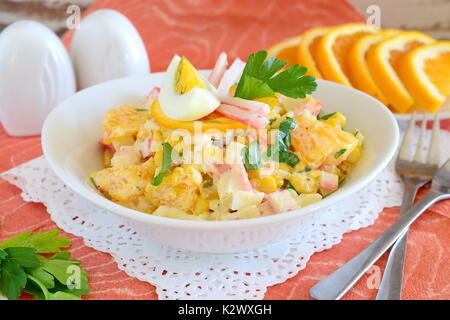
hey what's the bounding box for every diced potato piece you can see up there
[223,191,264,211]
[153,206,203,220]
[236,205,260,219]
[193,195,209,215]
[289,171,320,194]
[90,165,151,202]
[297,193,322,207]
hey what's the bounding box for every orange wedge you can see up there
[347,30,400,105]
[366,32,435,113]
[267,36,301,66]
[314,23,378,86]
[399,41,450,113]
[297,27,330,78]
[151,99,247,133]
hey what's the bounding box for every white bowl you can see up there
[42,73,399,253]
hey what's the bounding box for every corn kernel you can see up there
[324,118,341,130]
[332,112,346,127]
[254,97,278,108]
[254,176,278,193]
[274,176,284,188]
[346,146,361,164]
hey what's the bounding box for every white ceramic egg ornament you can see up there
[0,21,76,136]
[70,9,150,90]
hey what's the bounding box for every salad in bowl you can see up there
[42,50,398,252]
[89,51,364,221]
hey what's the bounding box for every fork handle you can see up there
[309,189,448,300]
[376,186,419,300]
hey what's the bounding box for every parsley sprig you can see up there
[0,230,90,300]
[234,50,317,100]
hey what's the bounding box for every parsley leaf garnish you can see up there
[0,231,90,300]
[0,230,70,254]
[152,142,173,186]
[234,50,317,100]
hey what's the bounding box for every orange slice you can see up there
[347,30,400,105]
[151,99,247,133]
[267,36,301,66]
[366,31,435,113]
[314,23,378,86]
[399,41,450,113]
[297,27,330,78]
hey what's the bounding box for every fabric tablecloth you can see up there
[0,0,449,300]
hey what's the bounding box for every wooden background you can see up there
[0,0,449,39]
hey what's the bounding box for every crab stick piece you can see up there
[208,52,228,88]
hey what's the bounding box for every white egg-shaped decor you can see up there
[0,20,76,136]
[70,9,150,90]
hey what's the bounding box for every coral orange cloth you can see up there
[0,0,449,300]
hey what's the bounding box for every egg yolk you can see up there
[175,57,206,94]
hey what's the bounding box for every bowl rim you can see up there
[42,75,400,231]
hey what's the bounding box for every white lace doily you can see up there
[2,128,450,300]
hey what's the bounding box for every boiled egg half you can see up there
[159,55,220,121]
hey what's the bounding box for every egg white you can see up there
[159,55,220,121]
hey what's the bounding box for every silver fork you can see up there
[376,113,440,299]
[310,113,443,300]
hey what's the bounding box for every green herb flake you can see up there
[152,142,173,186]
[335,148,347,158]
[135,108,148,112]
[318,112,337,120]
[89,177,97,188]
[242,141,262,170]
[202,176,213,188]
[281,181,299,194]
